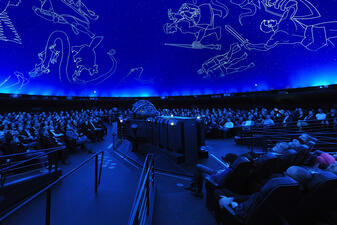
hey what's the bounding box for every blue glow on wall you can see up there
[0,0,336,97]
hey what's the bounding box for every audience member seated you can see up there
[157,107,336,139]
[316,108,328,124]
[216,176,301,225]
[0,109,109,161]
[262,115,275,128]
[185,153,238,198]
[224,118,234,129]
[242,115,254,128]
[286,166,313,184]
[315,153,336,169]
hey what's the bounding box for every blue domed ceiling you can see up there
[0,0,336,97]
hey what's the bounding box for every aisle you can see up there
[3,129,140,225]
[152,175,218,225]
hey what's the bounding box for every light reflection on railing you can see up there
[128,154,155,225]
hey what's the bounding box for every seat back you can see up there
[293,149,310,165]
[305,171,337,211]
[279,150,297,170]
[245,176,301,225]
[253,154,281,181]
[222,157,254,194]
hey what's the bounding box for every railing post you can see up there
[45,189,51,225]
[112,133,116,150]
[146,179,150,216]
[95,155,98,193]
[98,152,104,185]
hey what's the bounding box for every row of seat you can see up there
[216,172,337,225]
[205,150,337,224]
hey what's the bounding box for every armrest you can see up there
[217,203,243,225]
[205,175,219,188]
[205,176,220,210]
[222,204,236,217]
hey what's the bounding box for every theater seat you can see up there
[205,157,254,211]
[248,154,284,191]
[278,150,298,170]
[218,176,301,225]
[223,157,255,194]
[293,171,337,225]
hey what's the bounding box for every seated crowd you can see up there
[0,109,110,163]
[185,133,337,225]
[159,107,337,137]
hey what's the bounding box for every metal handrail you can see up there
[128,154,155,225]
[0,150,104,225]
[0,146,65,159]
[0,146,66,173]
[231,119,336,130]
[249,131,337,142]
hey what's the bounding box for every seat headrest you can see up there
[255,153,279,167]
[308,171,337,190]
[231,156,251,169]
[260,176,299,196]
[286,166,313,183]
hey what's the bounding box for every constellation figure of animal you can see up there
[29,30,117,85]
[0,0,22,44]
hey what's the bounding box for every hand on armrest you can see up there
[221,202,237,216]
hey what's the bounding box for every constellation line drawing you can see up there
[29,30,117,85]
[225,25,249,46]
[0,71,29,89]
[128,67,154,84]
[241,2,337,51]
[198,42,255,78]
[60,0,99,21]
[164,42,221,50]
[229,0,262,25]
[262,0,320,20]
[230,0,322,25]
[163,0,228,50]
[116,67,154,87]
[32,0,98,38]
[0,0,22,44]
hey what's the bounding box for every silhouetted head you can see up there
[223,153,238,166]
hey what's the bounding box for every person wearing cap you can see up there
[316,153,336,169]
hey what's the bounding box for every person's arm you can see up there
[50,130,64,137]
[90,121,97,129]
[177,20,200,34]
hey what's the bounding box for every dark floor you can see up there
[153,174,217,225]
[2,129,140,225]
[114,137,256,225]
[2,127,255,225]
[151,139,259,225]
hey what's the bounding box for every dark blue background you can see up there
[0,0,336,97]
